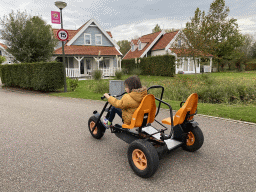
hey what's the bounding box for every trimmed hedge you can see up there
[122,55,175,77]
[1,62,64,92]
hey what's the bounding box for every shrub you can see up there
[115,70,123,80]
[1,62,64,92]
[67,78,79,91]
[92,70,102,80]
[93,80,109,94]
[131,68,142,76]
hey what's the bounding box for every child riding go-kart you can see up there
[88,85,204,178]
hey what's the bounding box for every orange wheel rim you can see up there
[186,132,195,146]
[132,149,147,170]
[90,121,98,135]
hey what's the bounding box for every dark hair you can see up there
[124,76,142,91]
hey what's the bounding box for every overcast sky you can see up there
[1,0,256,42]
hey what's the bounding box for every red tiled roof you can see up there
[123,31,162,60]
[53,29,78,42]
[170,48,213,57]
[0,43,7,49]
[54,45,121,56]
[152,31,179,50]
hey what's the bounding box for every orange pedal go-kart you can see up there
[88,86,204,178]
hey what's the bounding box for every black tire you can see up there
[128,140,159,178]
[182,126,204,152]
[88,116,105,139]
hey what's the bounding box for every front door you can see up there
[80,59,84,75]
[86,58,92,75]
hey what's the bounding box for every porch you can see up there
[62,55,122,78]
[175,57,212,74]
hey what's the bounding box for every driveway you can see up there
[0,87,255,191]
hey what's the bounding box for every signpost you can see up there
[57,29,69,41]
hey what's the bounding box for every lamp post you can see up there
[55,1,67,92]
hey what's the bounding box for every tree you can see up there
[251,42,256,59]
[117,40,131,55]
[152,24,161,33]
[238,34,254,59]
[0,56,6,65]
[184,0,244,72]
[204,0,244,71]
[0,10,58,63]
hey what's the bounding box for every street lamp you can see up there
[55,1,67,92]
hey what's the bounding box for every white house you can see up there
[123,30,213,74]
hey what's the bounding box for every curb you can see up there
[196,114,256,126]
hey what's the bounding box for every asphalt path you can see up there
[0,87,255,192]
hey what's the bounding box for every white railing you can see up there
[66,67,120,78]
[100,67,118,77]
[204,65,211,73]
[66,68,80,78]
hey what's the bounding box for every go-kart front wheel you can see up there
[88,116,105,139]
[128,140,159,178]
[182,126,204,152]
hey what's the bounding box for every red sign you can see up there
[51,11,60,24]
[57,29,69,41]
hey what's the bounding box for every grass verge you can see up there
[50,73,256,123]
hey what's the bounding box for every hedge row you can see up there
[1,62,64,92]
[122,55,175,76]
[245,63,256,71]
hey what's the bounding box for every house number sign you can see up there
[57,29,69,41]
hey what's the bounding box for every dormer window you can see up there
[95,34,102,45]
[84,33,91,45]
[138,41,142,50]
[131,43,135,52]
[178,40,182,47]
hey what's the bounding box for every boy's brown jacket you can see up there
[108,87,147,125]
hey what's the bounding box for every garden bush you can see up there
[93,80,109,94]
[115,70,123,80]
[141,74,256,104]
[92,70,102,80]
[67,77,79,91]
[1,62,64,92]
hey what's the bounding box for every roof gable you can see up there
[66,18,120,49]
[123,31,164,60]
[152,30,179,51]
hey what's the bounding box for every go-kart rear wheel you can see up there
[182,126,204,152]
[88,116,105,139]
[128,140,159,178]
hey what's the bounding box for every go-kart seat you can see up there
[122,94,156,129]
[162,93,198,126]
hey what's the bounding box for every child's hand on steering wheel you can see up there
[104,93,110,99]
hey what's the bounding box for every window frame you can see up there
[84,33,91,45]
[138,40,142,50]
[95,34,102,45]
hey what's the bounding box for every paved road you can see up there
[0,87,255,192]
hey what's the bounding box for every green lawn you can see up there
[50,71,256,123]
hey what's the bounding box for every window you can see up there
[138,42,142,50]
[131,44,134,52]
[178,40,181,47]
[84,34,91,45]
[95,34,102,45]
[99,59,109,69]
